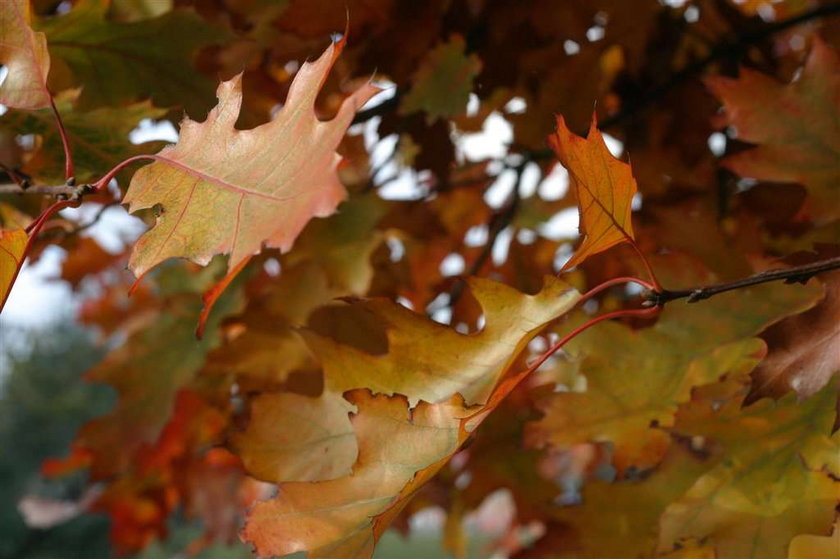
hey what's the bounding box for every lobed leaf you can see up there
[123,39,379,307]
[304,275,580,405]
[526,262,823,473]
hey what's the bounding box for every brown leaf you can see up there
[745,271,840,405]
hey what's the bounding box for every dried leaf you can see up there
[0,0,51,109]
[549,114,637,270]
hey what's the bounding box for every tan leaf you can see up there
[123,39,379,292]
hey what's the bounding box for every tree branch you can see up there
[0,182,80,196]
[645,256,840,306]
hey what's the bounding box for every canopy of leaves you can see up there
[1,1,838,557]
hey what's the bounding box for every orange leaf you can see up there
[0,227,27,312]
[548,114,637,270]
[0,0,51,109]
[123,38,380,292]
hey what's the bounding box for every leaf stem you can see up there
[646,256,840,306]
[579,276,655,300]
[49,97,75,182]
[92,154,157,191]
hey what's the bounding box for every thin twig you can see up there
[0,183,79,196]
[645,256,840,306]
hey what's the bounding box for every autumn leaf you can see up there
[525,260,822,473]
[548,114,638,271]
[0,0,51,109]
[0,227,27,311]
[660,383,840,559]
[36,0,230,116]
[242,389,476,559]
[538,444,717,559]
[304,275,580,405]
[240,276,579,557]
[74,283,243,479]
[231,391,357,483]
[123,39,379,311]
[705,38,840,223]
[745,271,840,405]
[788,524,840,559]
[0,92,166,184]
[400,34,482,122]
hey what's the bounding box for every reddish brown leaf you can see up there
[745,271,840,405]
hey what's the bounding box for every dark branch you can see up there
[645,256,840,306]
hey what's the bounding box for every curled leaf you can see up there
[548,114,637,270]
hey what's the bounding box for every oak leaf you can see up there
[660,383,840,559]
[123,39,379,299]
[240,276,579,557]
[0,0,51,109]
[231,391,357,483]
[526,260,822,473]
[303,275,580,405]
[705,39,840,223]
[549,114,638,270]
[242,389,476,559]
